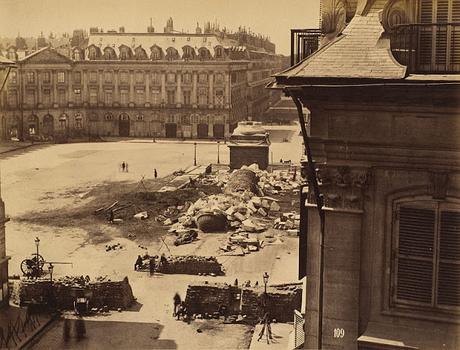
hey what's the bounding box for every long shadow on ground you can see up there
[27,318,176,349]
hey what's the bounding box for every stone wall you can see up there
[185,282,301,322]
[185,282,240,315]
[241,286,302,323]
[11,277,134,310]
[229,145,269,170]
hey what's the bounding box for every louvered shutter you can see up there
[450,1,460,69]
[395,206,435,305]
[435,0,449,66]
[419,0,434,67]
[419,0,460,71]
[438,210,460,307]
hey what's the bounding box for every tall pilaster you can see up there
[145,70,150,104]
[192,71,198,105]
[129,70,134,103]
[176,71,182,106]
[304,165,370,350]
[161,72,166,103]
[208,71,214,108]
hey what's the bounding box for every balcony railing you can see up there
[391,23,460,74]
[291,29,321,66]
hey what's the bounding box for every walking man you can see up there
[121,161,126,172]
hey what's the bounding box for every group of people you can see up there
[119,161,161,179]
[134,253,169,275]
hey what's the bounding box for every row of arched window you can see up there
[83,45,225,61]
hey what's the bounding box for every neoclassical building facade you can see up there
[0,26,286,141]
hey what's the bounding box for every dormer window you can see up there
[215,47,223,58]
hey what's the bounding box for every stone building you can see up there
[270,0,460,349]
[0,20,286,141]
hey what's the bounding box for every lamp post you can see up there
[257,271,272,344]
[48,263,54,282]
[34,236,40,277]
[263,271,269,309]
[217,141,220,164]
[193,142,197,166]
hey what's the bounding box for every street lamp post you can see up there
[263,271,269,309]
[194,142,197,166]
[217,141,220,164]
[258,271,272,344]
[34,237,40,278]
[48,263,54,282]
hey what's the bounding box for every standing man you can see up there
[173,293,181,317]
[154,169,158,179]
[121,161,126,172]
[149,257,155,276]
[134,255,143,271]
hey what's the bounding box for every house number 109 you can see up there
[333,328,345,338]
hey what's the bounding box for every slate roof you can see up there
[276,11,406,81]
[86,32,241,57]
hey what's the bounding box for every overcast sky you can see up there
[0,0,319,55]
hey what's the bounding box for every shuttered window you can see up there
[393,201,460,311]
[418,0,460,71]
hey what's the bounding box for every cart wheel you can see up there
[20,259,34,275]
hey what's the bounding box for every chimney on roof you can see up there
[164,17,174,33]
[195,22,202,34]
[147,18,155,33]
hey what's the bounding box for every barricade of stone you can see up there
[240,285,302,323]
[184,282,301,323]
[12,276,134,310]
[185,282,239,316]
[157,256,224,275]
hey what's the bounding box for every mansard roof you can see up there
[275,8,406,82]
[87,32,233,57]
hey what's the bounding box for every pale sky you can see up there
[0,0,320,55]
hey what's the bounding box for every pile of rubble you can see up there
[220,232,261,255]
[273,212,300,232]
[155,164,301,246]
[166,192,280,235]
[105,243,124,252]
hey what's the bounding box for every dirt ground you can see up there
[2,127,302,349]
